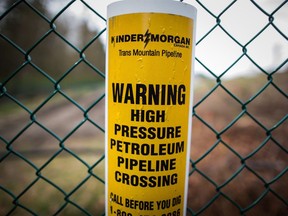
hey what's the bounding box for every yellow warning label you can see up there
[107,13,194,216]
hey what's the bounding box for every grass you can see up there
[0,70,287,215]
[0,83,106,215]
[0,151,105,215]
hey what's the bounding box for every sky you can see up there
[22,0,288,79]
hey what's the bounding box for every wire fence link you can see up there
[0,0,287,215]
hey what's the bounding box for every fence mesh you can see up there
[0,0,287,215]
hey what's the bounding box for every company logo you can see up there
[111,29,190,48]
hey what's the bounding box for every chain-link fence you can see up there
[0,0,287,215]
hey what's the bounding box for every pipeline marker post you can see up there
[105,1,197,215]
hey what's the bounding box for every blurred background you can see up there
[0,0,287,215]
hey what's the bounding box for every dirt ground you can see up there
[0,72,287,215]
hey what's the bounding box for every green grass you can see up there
[0,70,287,215]
[0,152,105,215]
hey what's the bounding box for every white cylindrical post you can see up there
[105,0,197,215]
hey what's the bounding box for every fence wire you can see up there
[0,0,287,215]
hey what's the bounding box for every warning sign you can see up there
[106,9,196,216]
